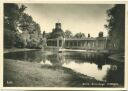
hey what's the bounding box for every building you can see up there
[50,22,65,39]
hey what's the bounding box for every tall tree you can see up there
[4,3,20,31]
[105,4,125,51]
[4,3,21,48]
[4,3,43,48]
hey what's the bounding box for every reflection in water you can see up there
[63,61,111,81]
[4,50,124,84]
[40,60,52,65]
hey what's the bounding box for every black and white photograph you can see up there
[3,3,125,87]
[1,90,127,91]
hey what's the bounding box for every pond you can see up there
[4,50,124,85]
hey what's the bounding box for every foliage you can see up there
[105,4,125,50]
[74,32,86,38]
[4,29,16,48]
[64,30,73,38]
[4,3,19,31]
[49,28,65,39]
[4,3,43,49]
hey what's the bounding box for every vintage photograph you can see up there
[3,3,125,87]
[0,89,127,91]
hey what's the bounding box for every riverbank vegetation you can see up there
[105,4,125,61]
[105,4,125,51]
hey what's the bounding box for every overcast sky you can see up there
[23,4,114,37]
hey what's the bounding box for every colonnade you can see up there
[46,38,108,50]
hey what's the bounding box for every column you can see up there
[57,38,59,48]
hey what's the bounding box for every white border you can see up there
[0,1,128,90]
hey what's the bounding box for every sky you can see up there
[22,4,114,37]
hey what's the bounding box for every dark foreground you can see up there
[4,59,101,87]
[4,59,122,87]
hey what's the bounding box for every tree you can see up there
[19,5,27,13]
[64,30,73,38]
[4,3,43,49]
[4,3,20,31]
[42,31,46,38]
[74,32,86,38]
[18,13,42,48]
[4,3,23,48]
[105,4,125,51]
[4,29,16,48]
[49,23,65,39]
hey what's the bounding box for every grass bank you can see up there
[4,59,112,87]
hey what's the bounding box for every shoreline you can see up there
[4,59,121,87]
[108,53,124,63]
[3,48,124,87]
[4,48,40,53]
[4,59,105,87]
[4,48,124,63]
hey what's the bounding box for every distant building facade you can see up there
[46,23,110,50]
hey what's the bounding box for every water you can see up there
[4,50,124,85]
